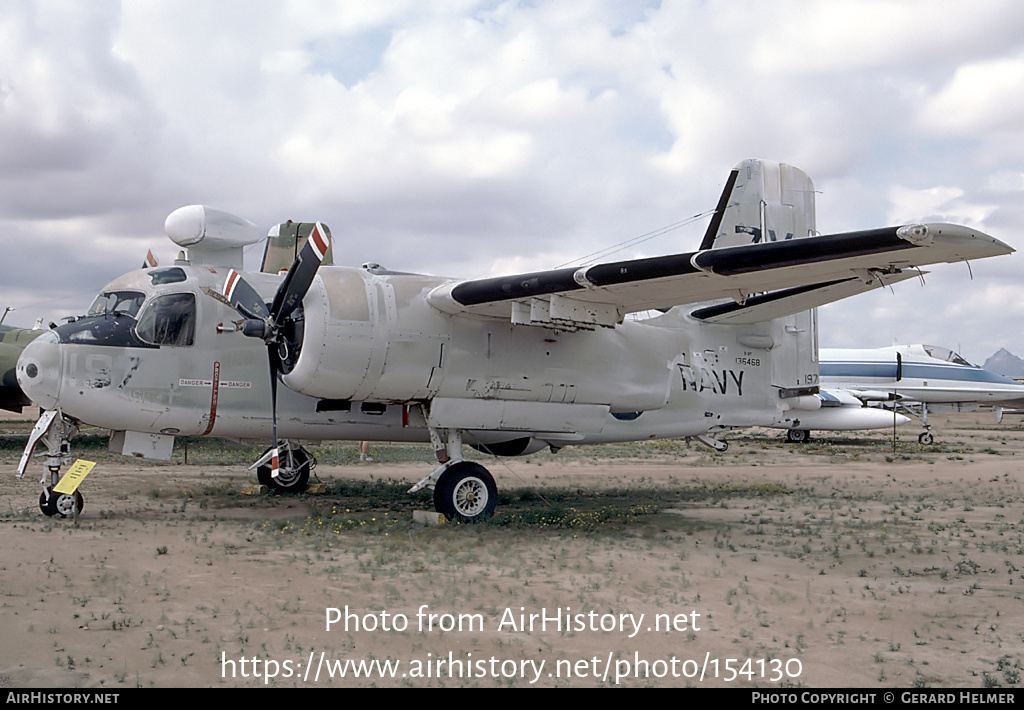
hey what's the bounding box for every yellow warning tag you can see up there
[53,460,96,495]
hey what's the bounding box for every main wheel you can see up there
[39,488,84,518]
[786,429,811,444]
[433,462,497,523]
[256,447,311,493]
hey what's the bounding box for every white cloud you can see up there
[886,185,996,227]
[918,54,1024,136]
[0,0,1022,367]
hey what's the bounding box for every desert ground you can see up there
[1,412,1022,689]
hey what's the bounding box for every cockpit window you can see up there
[950,352,974,367]
[148,267,188,285]
[135,293,196,347]
[923,345,975,367]
[88,291,146,318]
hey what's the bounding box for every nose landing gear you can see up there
[19,410,84,518]
[40,487,84,518]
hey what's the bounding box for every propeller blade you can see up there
[221,221,329,483]
[268,346,280,479]
[223,269,271,322]
[270,222,330,323]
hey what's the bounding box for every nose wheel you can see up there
[39,487,84,518]
[20,412,84,519]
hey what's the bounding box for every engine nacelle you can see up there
[281,267,446,401]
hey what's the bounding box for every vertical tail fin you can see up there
[261,221,335,275]
[701,159,817,250]
[701,159,821,397]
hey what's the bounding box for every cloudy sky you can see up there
[2,0,1023,364]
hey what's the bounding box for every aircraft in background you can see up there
[14,159,1013,521]
[762,384,911,443]
[0,250,166,414]
[0,324,43,413]
[797,344,1024,444]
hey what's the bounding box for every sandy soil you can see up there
[1,413,1022,689]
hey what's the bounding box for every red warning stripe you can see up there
[201,362,220,436]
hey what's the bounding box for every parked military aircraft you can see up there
[1,324,43,413]
[14,159,1014,521]
[801,344,1024,444]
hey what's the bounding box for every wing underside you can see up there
[688,271,921,325]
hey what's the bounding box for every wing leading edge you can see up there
[427,223,1013,328]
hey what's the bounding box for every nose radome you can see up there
[17,330,62,410]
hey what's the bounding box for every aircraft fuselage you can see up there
[820,345,1024,406]
[16,261,818,454]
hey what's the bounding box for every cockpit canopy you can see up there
[88,290,145,318]
[74,288,197,348]
[921,345,975,368]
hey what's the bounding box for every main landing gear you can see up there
[433,461,498,523]
[410,427,499,523]
[252,441,314,493]
[786,429,811,444]
[251,427,499,522]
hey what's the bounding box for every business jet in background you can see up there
[811,344,1024,444]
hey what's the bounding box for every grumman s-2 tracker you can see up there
[14,159,1013,522]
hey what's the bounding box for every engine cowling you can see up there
[280,270,376,399]
[281,268,446,402]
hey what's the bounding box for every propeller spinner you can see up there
[221,222,331,482]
